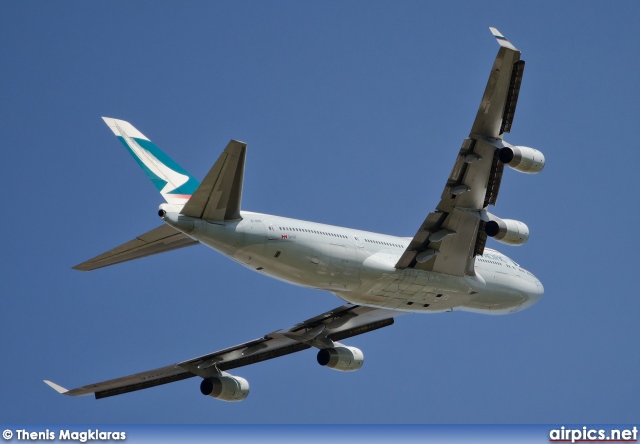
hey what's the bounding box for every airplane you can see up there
[44,28,544,402]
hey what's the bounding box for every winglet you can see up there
[489,27,518,51]
[43,380,69,395]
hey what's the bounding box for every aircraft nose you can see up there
[516,272,543,311]
[529,269,544,296]
[526,276,544,307]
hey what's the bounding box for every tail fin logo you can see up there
[115,122,190,195]
[103,117,200,204]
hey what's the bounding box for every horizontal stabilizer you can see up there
[73,225,198,271]
[180,140,247,222]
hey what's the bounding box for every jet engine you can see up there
[317,346,364,372]
[499,146,545,174]
[200,375,249,402]
[485,218,529,246]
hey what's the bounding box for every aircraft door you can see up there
[351,234,364,248]
[265,221,279,240]
[328,243,360,290]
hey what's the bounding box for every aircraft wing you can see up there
[73,224,198,271]
[44,304,398,399]
[396,28,524,276]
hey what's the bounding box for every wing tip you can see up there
[43,379,69,395]
[72,263,91,272]
[489,27,518,51]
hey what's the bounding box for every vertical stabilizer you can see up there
[102,117,200,205]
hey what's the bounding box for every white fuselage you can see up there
[162,209,543,315]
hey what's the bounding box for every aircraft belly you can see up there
[339,258,536,314]
[351,267,474,312]
[181,218,540,315]
[258,240,361,290]
[259,240,330,288]
[192,219,362,290]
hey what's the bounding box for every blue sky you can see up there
[1,1,639,424]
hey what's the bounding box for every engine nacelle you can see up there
[485,218,529,246]
[499,146,545,174]
[200,375,249,402]
[317,346,364,372]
